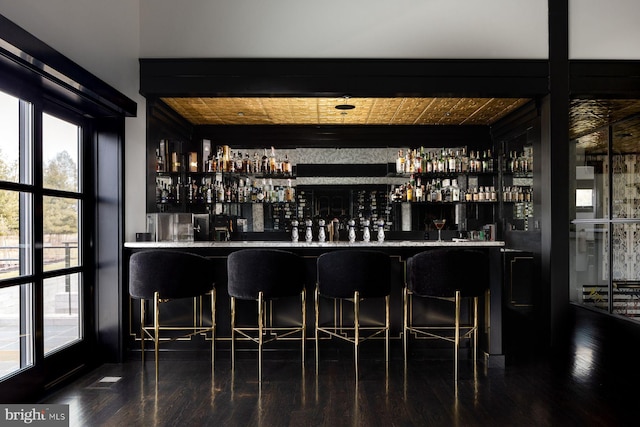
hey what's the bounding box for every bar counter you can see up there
[123,240,506,368]
[125,240,505,249]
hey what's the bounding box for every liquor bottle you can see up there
[396,149,405,174]
[261,149,269,174]
[167,184,176,204]
[160,182,167,203]
[257,179,266,202]
[216,180,224,203]
[423,151,433,173]
[216,147,223,172]
[283,154,291,175]
[207,153,215,172]
[285,179,294,202]
[156,149,164,172]
[415,176,423,202]
[451,179,460,202]
[269,146,277,174]
[460,147,469,172]
[221,145,230,172]
[253,152,260,174]
[235,151,244,172]
[448,149,456,173]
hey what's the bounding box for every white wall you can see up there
[570,0,640,59]
[0,0,147,240]
[140,0,549,59]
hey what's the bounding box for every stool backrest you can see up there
[129,250,214,300]
[227,249,305,300]
[406,249,489,298]
[317,250,391,299]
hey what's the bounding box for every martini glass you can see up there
[433,219,446,241]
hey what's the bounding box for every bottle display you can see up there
[151,140,534,239]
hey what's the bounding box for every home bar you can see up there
[122,58,547,369]
[3,2,640,424]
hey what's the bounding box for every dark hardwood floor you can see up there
[39,306,640,426]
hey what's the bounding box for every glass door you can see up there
[610,118,640,318]
[570,113,640,319]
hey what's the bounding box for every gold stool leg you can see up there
[154,291,160,382]
[385,294,390,364]
[454,290,461,382]
[403,288,408,367]
[354,290,360,381]
[301,288,306,366]
[140,299,145,364]
[211,288,216,372]
[231,296,236,370]
[473,296,478,362]
[258,291,264,382]
[315,287,319,374]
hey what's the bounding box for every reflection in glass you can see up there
[0,91,20,184]
[0,284,34,379]
[44,273,81,355]
[571,121,609,310]
[43,113,79,193]
[571,113,640,318]
[570,223,609,311]
[43,196,79,272]
[0,190,32,278]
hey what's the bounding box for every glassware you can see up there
[433,219,446,241]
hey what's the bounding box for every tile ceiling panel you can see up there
[571,99,640,154]
[161,97,531,126]
[161,97,640,152]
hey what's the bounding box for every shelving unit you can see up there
[148,140,535,241]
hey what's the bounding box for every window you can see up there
[0,89,85,378]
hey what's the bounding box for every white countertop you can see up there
[125,240,505,249]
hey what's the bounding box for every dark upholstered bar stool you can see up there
[227,249,306,382]
[404,248,489,381]
[315,250,391,379]
[129,250,216,381]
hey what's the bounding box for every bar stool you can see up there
[227,249,306,382]
[315,250,391,379]
[403,248,489,381]
[129,250,216,381]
